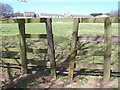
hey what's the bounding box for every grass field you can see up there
[1,18,118,36]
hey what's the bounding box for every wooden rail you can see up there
[12,18,47,23]
[77,50,104,56]
[2,34,47,39]
[2,47,48,53]
[2,35,119,42]
[2,47,104,56]
[78,36,119,42]
[25,34,47,38]
[0,58,115,70]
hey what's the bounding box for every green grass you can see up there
[53,18,73,22]
[1,22,118,36]
[79,23,118,36]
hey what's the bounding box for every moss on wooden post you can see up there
[45,18,56,79]
[17,19,27,75]
[68,18,79,81]
[103,17,112,81]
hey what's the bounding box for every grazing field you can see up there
[1,18,118,36]
[1,23,118,36]
[1,19,119,88]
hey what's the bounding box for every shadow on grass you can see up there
[74,69,120,78]
[56,68,120,78]
[2,65,51,89]
[1,36,119,89]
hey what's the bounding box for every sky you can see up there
[0,0,119,15]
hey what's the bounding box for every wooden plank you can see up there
[78,36,104,42]
[25,34,47,38]
[33,48,47,54]
[77,50,104,56]
[2,48,19,52]
[2,34,47,39]
[78,36,120,42]
[75,62,103,70]
[1,58,21,65]
[2,47,30,52]
[2,34,119,42]
[68,18,79,81]
[2,34,19,39]
[0,59,115,70]
[2,47,47,54]
[45,18,56,79]
[17,19,27,74]
[12,18,46,23]
[103,17,112,81]
[0,58,50,67]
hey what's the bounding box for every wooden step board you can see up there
[0,58,115,70]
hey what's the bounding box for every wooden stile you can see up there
[2,17,115,81]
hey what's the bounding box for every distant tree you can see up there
[90,13,103,23]
[27,18,31,23]
[17,0,27,3]
[90,13,103,17]
[13,12,23,17]
[108,10,120,23]
[109,9,120,17]
[0,3,14,18]
[82,18,89,23]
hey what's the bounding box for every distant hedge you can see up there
[81,17,118,23]
[0,17,119,23]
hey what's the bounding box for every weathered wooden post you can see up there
[45,18,56,79]
[103,17,112,81]
[68,18,79,81]
[118,17,120,88]
[17,19,27,75]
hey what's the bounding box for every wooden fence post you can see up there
[103,17,112,81]
[118,17,120,88]
[45,18,56,79]
[17,19,27,75]
[68,18,79,81]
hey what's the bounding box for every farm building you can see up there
[71,14,93,18]
[95,14,109,18]
[40,13,64,18]
[24,12,36,17]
